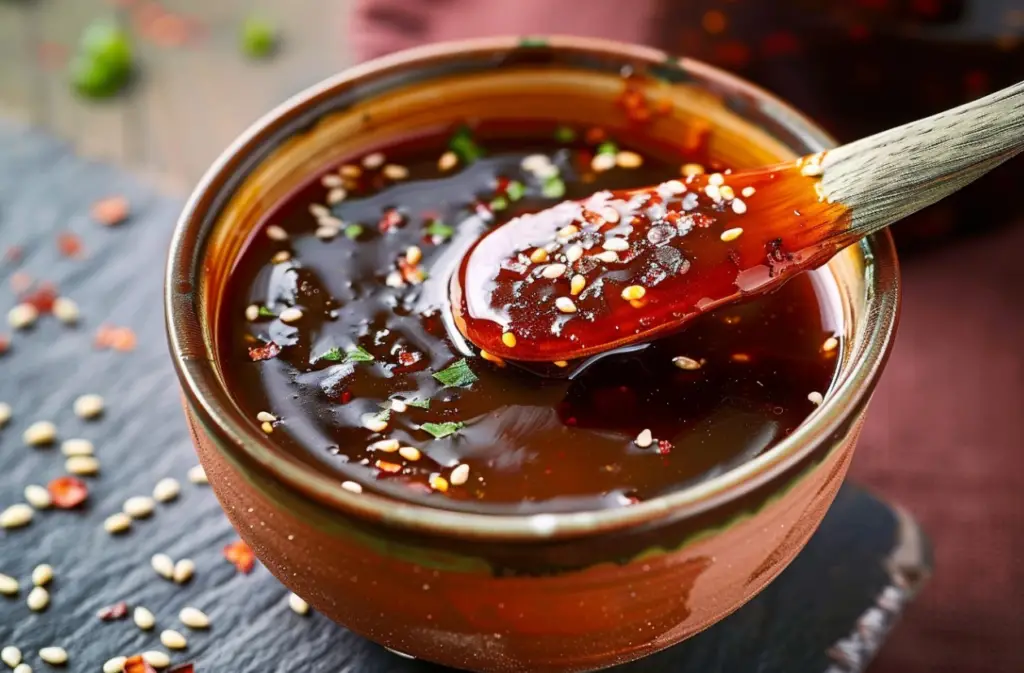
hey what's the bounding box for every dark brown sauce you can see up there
[219,123,842,514]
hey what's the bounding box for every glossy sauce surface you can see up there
[219,124,842,514]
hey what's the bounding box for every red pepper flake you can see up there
[378,208,404,233]
[247,340,281,362]
[36,41,69,70]
[397,350,422,367]
[91,196,130,227]
[22,282,58,313]
[48,476,89,509]
[57,232,85,258]
[10,271,33,295]
[0,334,9,356]
[223,539,256,574]
[124,655,159,673]
[657,440,673,455]
[398,258,425,285]
[140,11,193,48]
[96,600,129,621]
[584,127,607,145]
[3,246,22,264]
[168,664,196,673]
[95,324,138,352]
[375,460,402,474]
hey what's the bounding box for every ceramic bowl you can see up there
[165,36,899,673]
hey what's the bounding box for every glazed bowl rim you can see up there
[165,35,899,542]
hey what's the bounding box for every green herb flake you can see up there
[314,347,345,363]
[420,421,464,440]
[596,141,619,156]
[404,397,431,409]
[489,196,509,212]
[554,126,576,143]
[70,20,134,99]
[343,223,364,240]
[432,358,478,388]
[344,346,375,363]
[241,16,278,59]
[541,177,566,199]
[257,306,276,318]
[505,180,526,201]
[449,126,485,164]
[425,220,455,241]
[375,408,391,423]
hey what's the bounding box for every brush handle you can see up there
[820,81,1024,239]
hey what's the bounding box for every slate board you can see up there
[0,120,932,673]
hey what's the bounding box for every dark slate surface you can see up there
[0,120,932,672]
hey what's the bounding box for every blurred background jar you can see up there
[657,0,1024,250]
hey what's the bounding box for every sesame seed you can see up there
[720,227,744,242]
[256,411,277,423]
[52,297,80,324]
[103,656,127,673]
[602,238,629,252]
[615,151,644,168]
[172,559,194,584]
[704,184,721,201]
[570,275,586,296]
[1,646,22,667]
[672,356,702,370]
[599,206,621,224]
[103,513,131,535]
[153,478,181,503]
[823,336,839,352]
[31,564,53,587]
[24,485,51,510]
[73,393,104,419]
[0,402,10,427]
[480,350,505,366]
[339,164,362,179]
[61,438,94,456]
[318,215,344,229]
[521,154,552,174]
[529,248,549,264]
[341,480,363,494]
[142,651,170,669]
[801,162,824,177]
[741,186,756,197]
[383,164,410,180]
[557,224,579,239]
[179,606,209,629]
[279,307,303,324]
[315,225,340,240]
[621,285,646,301]
[450,463,470,486]
[541,263,567,279]
[325,187,348,206]
[308,203,330,218]
[265,224,289,241]
[160,629,187,650]
[555,297,577,314]
[369,439,400,453]
[719,185,735,200]
[681,163,705,176]
[501,332,517,348]
[565,245,583,263]
[554,360,568,368]
[151,553,174,580]
[591,153,616,172]
[708,173,725,186]
[361,414,388,433]
[22,421,56,447]
[66,455,100,476]
[187,465,207,484]
[13,662,29,673]
[429,475,449,493]
[438,151,459,172]
[289,592,310,615]
[7,303,38,330]
[635,429,653,448]
[390,399,407,413]
[405,246,423,265]
[362,152,386,169]
[595,251,618,263]
[261,421,274,434]
[134,606,155,630]
[271,250,291,264]
[27,586,49,611]
[808,391,824,406]
[321,173,344,188]
[731,199,748,214]
[399,446,421,461]
[38,647,66,665]
[1,504,33,529]
[385,271,404,288]
[124,496,155,519]
[245,304,260,321]
[0,574,19,595]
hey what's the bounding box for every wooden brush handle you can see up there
[820,81,1024,239]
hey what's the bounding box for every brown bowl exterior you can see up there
[167,37,899,673]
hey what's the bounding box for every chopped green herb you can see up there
[257,306,276,318]
[315,347,345,362]
[241,16,278,59]
[489,196,509,212]
[432,358,478,388]
[404,397,431,409]
[343,223,364,240]
[420,421,464,440]
[449,126,484,163]
[519,37,548,48]
[555,126,576,143]
[596,141,618,156]
[506,180,526,201]
[375,409,391,423]
[344,346,375,363]
[425,220,454,241]
[70,21,134,99]
[541,177,566,199]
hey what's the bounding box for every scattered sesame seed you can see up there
[321,173,344,188]
[521,154,552,174]
[450,463,470,486]
[555,297,577,314]
[309,203,331,219]
[172,559,194,584]
[708,173,725,186]
[38,647,66,665]
[31,564,53,587]
[73,393,104,419]
[24,485,51,510]
[61,438,94,457]
[288,592,310,615]
[318,215,344,229]
[141,651,170,668]
[187,465,207,484]
[325,187,348,207]
[823,336,839,352]
[244,304,260,321]
[801,162,824,177]
[529,248,549,264]
[429,475,449,493]
[501,332,517,348]
[361,414,388,433]
[1,504,33,529]
[315,225,340,240]
[261,421,274,434]
[602,238,629,252]
[103,513,131,535]
[52,297,80,324]
[390,399,407,413]
[0,402,10,427]
[565,245,583,263]
[731,199,747,214]
[541,263,567,279]
[339,164,362,179]
[103,655,127,673]
[160,629,187,650]
[595,251,618,263]
[599,206,621,224]
[616,151,643,168]
[13,662,30,673]
[399,446,421,461]
[405,246,423,265]
[621,285,646,301]
[591,153,616,172]
[704,184,721,201]
[720,227,744,242]
[808,391,824,406]
[719,185,735,200]
[557,224,579,239]
[265,224,288,241]
[270,250,291,264]
[341,480,362,494]
[635,429,653,448]
[369,439,400,453]
[0,574,18,596]
[672,356,702,370]
[438,151,459,172]
[681,163,705,176]
[27,586,49,611]
[124,496,155,519]
[741,186,756,197]
[1,646,22,668]
[570,275,586,296]
[151,554,174,580]
[134,606,156,630]
[179,606,209,629]
[153,478,181,503]
[256,411,277,423]
[554,360,568,368]
[66,456,100,476]
[22,421,55,447]
[362,152,386,169]
[278,307,303,324]
[385,271,404,288]
[383,164,410,180]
